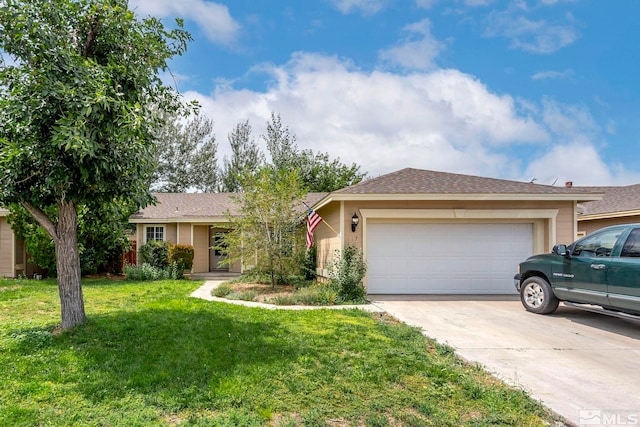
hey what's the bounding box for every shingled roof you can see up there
[333,168,599,197]
[578,184,640,217]
[130,192,328,221]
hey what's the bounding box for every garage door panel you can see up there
[367,222,533,294]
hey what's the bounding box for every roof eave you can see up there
[578,209,640,222]
[129,216,231,224]
[314,193,603,206]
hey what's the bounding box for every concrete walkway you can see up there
[190,280,385,312]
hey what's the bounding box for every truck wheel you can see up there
[520,276,559,314]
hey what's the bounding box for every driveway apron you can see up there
[371,295,640,427]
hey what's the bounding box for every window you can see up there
[621,229,640,258]
[571,228,621,257]
[145,226,165,242]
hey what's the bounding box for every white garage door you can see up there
[367,222,533,294]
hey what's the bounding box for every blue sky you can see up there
[131,0,640,186]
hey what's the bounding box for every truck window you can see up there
[621,229,640,258]
[572,228,621,257]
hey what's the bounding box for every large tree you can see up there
[263,113,367,192]
[151,109,218,193]
[218,120,264,192]
[0,0,190,329]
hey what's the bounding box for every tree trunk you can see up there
[22,200,87,330]
[54,201,86,330]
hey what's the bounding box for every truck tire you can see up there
[520,276,559,314]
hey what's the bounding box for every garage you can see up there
[366,222,533,294]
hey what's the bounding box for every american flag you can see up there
[306,208,322,249]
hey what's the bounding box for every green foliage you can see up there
[226,290,257,302]
[212,283,232,297]
[302,245,317,281]
[266,283,338,306]
[139,240,170,269]
[218,120,264,192]
[169,244,194,271]
[7,202,132,276]
[123,262,183,281]
[328,245,368,303]
[221,166,307,287]
[151,110,218,192]
[219,113,366,192]
[263,112,367,192]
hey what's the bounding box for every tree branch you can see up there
[21,202,58,243]
[83,16,100,58]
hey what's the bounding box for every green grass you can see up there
[0,278,563,426]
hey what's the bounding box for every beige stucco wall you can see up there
[0,217,14,278]
[192,225,209,273]
[177,223,192,245]
[315,199,577,278]
[315,202,343,273]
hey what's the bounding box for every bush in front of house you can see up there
[139,240,170,269]
[213,283,232,297]
[327,245,368,303]
[123,262,183,281]
[169,244,194,271]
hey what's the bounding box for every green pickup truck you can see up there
[514,224,640,316]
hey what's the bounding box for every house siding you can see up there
[178,223,191,245]
[0,218,14,278]
[315,203,342,274]
[192,225,209,273]
[578,215,640,236]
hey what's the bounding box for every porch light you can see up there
[351,212,359,232]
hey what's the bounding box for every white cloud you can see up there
[187,52,550,179]
[378,19,445,70]
[531,69,573,80]
[483,9,579,54]
[524,143,640,186]
[327,0,386,15]
[521,99,640,185]
[130,0,240,46]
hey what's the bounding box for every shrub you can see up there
[327,245,367,303]
[139,240,170,269]
[266,283,338,306]
[123,262,183,281]
[301,245,317,281]
[213,283,232,297]
[226,290,257,301]
[169,244,194,271]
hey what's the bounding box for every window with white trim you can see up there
[145,226,165,242]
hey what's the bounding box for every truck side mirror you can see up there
[553,244,569,257]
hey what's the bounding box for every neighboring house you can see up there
[129,192,327,274]
[0,207,40,278]
[576,184,640,236]
[310,168,602,295]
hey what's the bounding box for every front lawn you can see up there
[0,278,563,426]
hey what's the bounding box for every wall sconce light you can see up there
[351,212,359,232]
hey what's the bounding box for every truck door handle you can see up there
[591,264,606,270]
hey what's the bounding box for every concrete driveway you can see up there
[371,295,640,427]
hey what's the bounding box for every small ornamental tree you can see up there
[221,166,306,287]
[0,0,191,329]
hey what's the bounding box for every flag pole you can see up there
[303,201,341,238]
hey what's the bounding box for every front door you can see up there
[209,231,228,271]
